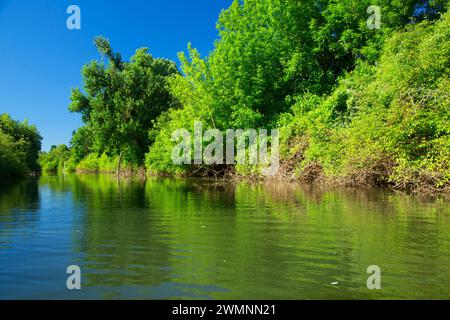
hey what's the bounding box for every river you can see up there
[0,175,449,299]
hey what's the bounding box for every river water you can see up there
[0,175,449,299]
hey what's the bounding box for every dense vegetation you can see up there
[146,0,450,191]
[39,144,71,174]
[66,36,179,173]
[22,0,450,192]
[0,113,42,178]
[279,13,450,191]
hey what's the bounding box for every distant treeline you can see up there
[19,0,450,192]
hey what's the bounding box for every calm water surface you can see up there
[0,175,449,299]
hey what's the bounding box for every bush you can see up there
[76,153,100,173]
[39,145,71,174]
[76,153,127,173]
[0,114,42,178]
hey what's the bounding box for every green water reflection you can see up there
[0,175,449,299]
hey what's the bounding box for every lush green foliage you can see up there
[280,11,450,189]
[5,0,448,193]
[69,37,180,167]
[39,144,71,174]
[0,113,42,178]
[75,153,120,173]
[146,0,449,191]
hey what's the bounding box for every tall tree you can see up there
[69,37,180,164]
[0,113,42,177]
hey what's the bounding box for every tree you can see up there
[167,0,448,131]
[39,144,71,174]
[148,0,449,182]
[69,36,180,165]
[0,129,27,178]
[0,113,42,178]
[69,126,93,163]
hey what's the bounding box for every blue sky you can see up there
[0,0,230,151]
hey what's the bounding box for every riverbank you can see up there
[33,7,449,195]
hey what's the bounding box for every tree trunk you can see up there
[116,152,122,178]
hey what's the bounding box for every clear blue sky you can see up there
[0,0,231,151]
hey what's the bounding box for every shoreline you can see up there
[23,167,449,197]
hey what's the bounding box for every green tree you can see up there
[39,144,71,174]
[69,36,180,166]
[70,126,93,163]
[165,0,448,132]
[0,129,27,178]
[0,113,42,178]
[148,0,448,177]
[283,9,450,190]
